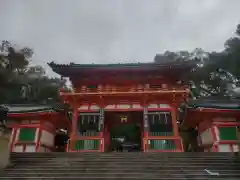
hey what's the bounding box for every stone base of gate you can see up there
[0,135,11,169]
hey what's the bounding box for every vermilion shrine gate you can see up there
[48,61,196,152]
[3,61,240,153]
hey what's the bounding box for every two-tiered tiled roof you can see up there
[48,60,198,77]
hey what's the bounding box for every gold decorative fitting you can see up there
[120,116,127,123]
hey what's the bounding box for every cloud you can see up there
[0,0,240,76]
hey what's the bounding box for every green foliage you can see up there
[0,41,67,104]
[158,24,240,98]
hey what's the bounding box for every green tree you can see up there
[0,41,67,104]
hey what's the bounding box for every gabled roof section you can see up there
[186,97,240,110]
[48,60,198,77]
[3,104,65,114]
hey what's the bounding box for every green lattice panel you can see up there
[149,132,174,136]
[73,140,100,150]
[18,128,36,141]
[149,140,176,150]
[219,127,238,140]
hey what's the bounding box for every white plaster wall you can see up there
[218,144,231,152]
[35,128,39,143]
[148,104,158,108]
[200,128,213,145]
[39,146,45,152]
[91,105,100,110]
[105,105,115,109]
[13,145,23,152]
[78,105,88,110]
[232,145,239,152]
[25,145,36,152]
[117,104,131,109]
[9,129,14,145]
[132,104,142,108]
[159,104,170,108]
[40,130,54,147]
[15,129,20,141]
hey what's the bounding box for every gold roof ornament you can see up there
[120,116,127,123]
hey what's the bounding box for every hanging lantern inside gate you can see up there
[120,116,127,123]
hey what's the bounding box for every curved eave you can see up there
[187,98,240,110]
[182,107,240,128]
[48,61,197,77]
[7,111,60,118]
[186,107,240,113]
[4,104,66,114]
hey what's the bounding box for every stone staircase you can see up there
[0,152,240,179]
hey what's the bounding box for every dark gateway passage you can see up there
[105,111,143,152]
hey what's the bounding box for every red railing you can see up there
[72,85,189,94]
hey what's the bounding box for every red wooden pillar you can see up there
[211,126,218,152]
[70,108,78,151]
[171,105,182,151]
[171,106,179,137]
[10,128,17,152]
[35,120,43,152]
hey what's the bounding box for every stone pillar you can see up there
[0,129,11,169]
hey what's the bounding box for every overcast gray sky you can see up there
[0,0,240,76]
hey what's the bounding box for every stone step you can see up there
[8,164,239,169]
[4,168,239,173]
[8,165,237,170]
[10,152,237,158]
[9,160,239,165]
[13,156,236,160]
[1,172,238,178]
[0,177,229,180]
[10,152,236,157]
[1,153,240,179]
[12,157,236,163]
[11,159,237,163]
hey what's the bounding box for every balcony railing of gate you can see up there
[75,85,189,93]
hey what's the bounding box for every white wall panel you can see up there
[40,130,54,147]
[200,128,213,145]
[13,145,23,152]
[25,145,36,152]
[148,104,158,108]
[218,144,231,152]
[232,145,239,152]
[159,104,170,108]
